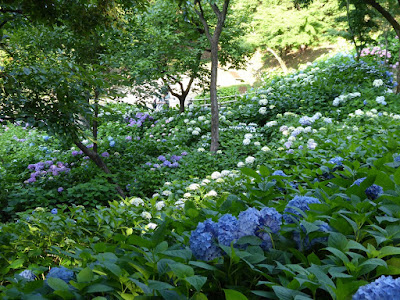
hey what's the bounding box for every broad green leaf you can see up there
[223,289,248,300]
[169,262,195,279]
[47,277,70,292]
[185,275,207,291]
[77,267,93,283]
[86,284,114,293]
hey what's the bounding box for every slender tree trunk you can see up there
[93,90,99,154]
[210,44,219,152]
[74,141,126,198]
[267,48,288,74]
[397,46,400,93]
[179,96,186,112]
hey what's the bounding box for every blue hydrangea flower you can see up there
[353,275,400,300]
[329,156,343,166]
[108,136,114,141]
[352,177,383,200]
[157,155,166,162]
[257,207,282,250]
[190,219,220,261]
[365,184,383,200]
[394,155,400,162]
[272,170,287,177]
[51,208,58,214]
[294,221,331,250]
[46,267,74,283]
[18,270,36,281]
[109,140,116,147]
[284,196,321,223]
[43,135,50,141]
[352,177,367,186]
[216,214,239,246]
[238,207,261,237]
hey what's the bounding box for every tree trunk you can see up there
[397,46,400,93]
[179,96,186,113]
[74,141,126,198]
[209,44,219,152]
[267,48,288,74]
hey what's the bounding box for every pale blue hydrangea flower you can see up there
[46,267,74,283]
[395,155,400,162]
[272,170,287,177]
[190,219,220,261]
[353,275,400,300]
[216,214,239,246]
[329,156,343,166]
[18,270,36,281]
[284,196,321,223]
[257,207,282,250]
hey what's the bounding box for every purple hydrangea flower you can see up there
[126,136,132,141]
[353,275,400,300]
[57,187,64,193]
[157,155,166,162]
[283,196,321,223]
[181,151,188,156]
[101,152,110,158]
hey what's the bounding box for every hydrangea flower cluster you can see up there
[190,207,282,261]
[333,92,361,106]
[147,154,183,169]
[353,275,400,300]
[25,161,70,183]
[46,266,74,283]
[293,221,331,250]
[283,196,321,223]
[352,177,384,200]
[18,269,36,281]
[127,112,154,127]
[328,156,344,166]
[299,112,322,126]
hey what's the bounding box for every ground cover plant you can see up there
[1,53,400,299]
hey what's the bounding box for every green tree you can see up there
[125,0,253,112]
[0,0,147,197]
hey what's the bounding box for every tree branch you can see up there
[194,0,212,42]
[0,8,23,14]
[362,0,400,35]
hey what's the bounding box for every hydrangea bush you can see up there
[1,53,400,299]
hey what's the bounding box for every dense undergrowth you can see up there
[1,53,400,299]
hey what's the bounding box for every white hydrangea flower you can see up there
[198,116,205,121]
[164,182,171,186]
[254,141,261,146]
[244,133,253,139]
[259,99,268,106]
[266,121,278,127]
[216,178,225,183]
[261,146,270,152]
[202,179,211,185]
[141,211,152,220]
[152,193,160,198]
[288,136,296,142]
[221,170,231,177]
[155,201,165,211]
[183,193,191,198]
[355,109,364,116]
[175,199,185,208]
[197,147,205,152]
[130,197,144,206]
[259,107,267,114]
[187,183,200,191]
[243,138,251,145]
[192,130,200,135]
[373,79,384,87]
[237,161,245,167]
[148,223,157,230]
[162,190,172,196]
[205,190,218,197]
[211,171,222,180]
[376,96,387,105]
[184,119,189,123]
[190,120,196,124]
[245,156,255,164]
